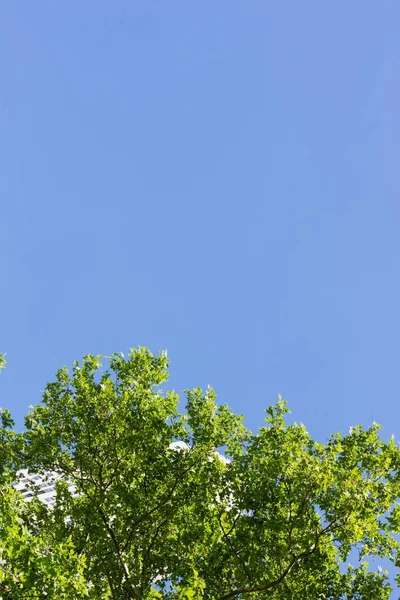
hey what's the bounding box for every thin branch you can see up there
[97,505,138,599]
[216,518,339,600]
[122,460,196,553]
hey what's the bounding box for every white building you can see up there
[14,470,75,507]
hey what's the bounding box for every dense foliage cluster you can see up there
[1,348,400,598]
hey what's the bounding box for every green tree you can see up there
[19,348,400,599]
[0,360,89,599]
[0,485,89,599]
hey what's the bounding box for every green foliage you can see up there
[0,392,88,598]
[0,487,89,598]
[1,347,400,598]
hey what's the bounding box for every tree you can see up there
[0,483,89,599]
[0,360,89,599]
[3,348,400,598]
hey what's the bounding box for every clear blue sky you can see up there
[1,1,399,443]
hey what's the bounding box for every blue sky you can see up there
[1,1,399,448]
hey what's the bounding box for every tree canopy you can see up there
[1,348,400,598]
